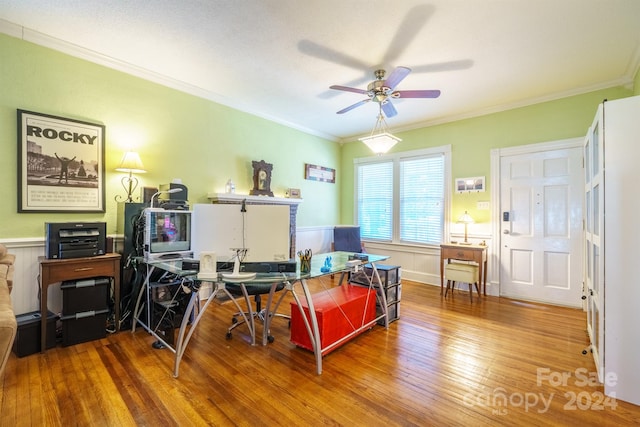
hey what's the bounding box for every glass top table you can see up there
[133,251,390,377]
[146,251,388,282]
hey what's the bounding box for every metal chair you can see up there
[225,282,289,344]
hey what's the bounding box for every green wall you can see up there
[340,86,634,225]
[0,34,340,238]
[1,32,637,239]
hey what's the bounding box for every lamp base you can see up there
[114,174,139,203]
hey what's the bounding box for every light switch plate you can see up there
[477,201,490,210]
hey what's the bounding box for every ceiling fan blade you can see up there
[395,89,441,98]
[383,4,434,64]
[411,59,474,73]
[384,67,411,90]
[381,101,398,118]
[330,85,368,95]
[319,76,372,99]
[337,99,370,114]
[298,39,370,71]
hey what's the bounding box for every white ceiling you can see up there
[1,1,639,142]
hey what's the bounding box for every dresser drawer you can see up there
[441,246,474,261]
[40,256,119,283]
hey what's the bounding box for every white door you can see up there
[499,146,583,307]
[583,107,603,378]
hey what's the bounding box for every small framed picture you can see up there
[456,176,485,193]
[285,188,301,198]
[198,251,217,280]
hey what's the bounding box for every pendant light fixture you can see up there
[358,104,401,155]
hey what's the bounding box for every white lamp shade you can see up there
[457,211,475,224]
[115,151,146,173]
[359,132,402,155]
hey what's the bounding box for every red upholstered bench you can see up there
[290,284,377,355]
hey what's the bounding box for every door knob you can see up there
[503,230,510,234]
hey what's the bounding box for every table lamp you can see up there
[115,151,146,202]
[457,211,475,244]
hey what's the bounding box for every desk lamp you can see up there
[457,211,475,244]
[221,248,256,281]
[115,151,146,202]
[150,188,183,208]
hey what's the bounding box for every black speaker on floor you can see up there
[13,311,57,357]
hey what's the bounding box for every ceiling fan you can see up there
[330,66,441,118]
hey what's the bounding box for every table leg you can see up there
[291,279,323,375]
[172,281,242,378]
[113,261,120,332]
[132,265,154,332]
[483,260,488,295]
[440,257,445,295]
[262,282,289,345]
[238,283,256,346]
[173,287,200,378]
[40,271,48,353]
[370,263,389,329]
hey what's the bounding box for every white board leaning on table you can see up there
[190,203,290,263]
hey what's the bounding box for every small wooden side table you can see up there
[440,243,487,295]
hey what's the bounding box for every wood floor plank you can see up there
[2,278,640,426]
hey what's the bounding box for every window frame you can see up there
[353,145,451,247]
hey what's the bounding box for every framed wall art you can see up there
[455,176,485,193]
[197,251,217,280]
[285,188,301,198]
[18,110,106,212]
[305,163,335,183]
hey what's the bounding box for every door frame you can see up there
[489,137,584,298]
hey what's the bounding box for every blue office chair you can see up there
[333,226,365,253]
[332,226,365,282]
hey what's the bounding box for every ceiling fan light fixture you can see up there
[331,66,440,116]
[359,132,401,155]
[359,106,401,155]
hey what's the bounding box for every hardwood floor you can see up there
[1,278,639,426]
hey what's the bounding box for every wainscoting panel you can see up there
[296,228,464,287]
[1,239,55,315]
[3,231,492,316]
[362,241,441,285]
[295,226,333,255]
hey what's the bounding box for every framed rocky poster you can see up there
[17,110,105,212]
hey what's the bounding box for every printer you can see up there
[45,222,107,259]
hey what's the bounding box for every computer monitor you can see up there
[143,208,192,260]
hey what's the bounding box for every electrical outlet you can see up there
[477,201,490,210]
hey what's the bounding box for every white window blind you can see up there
[355,146,448,246]
[357,161,393,240]
[399,155,444,244]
